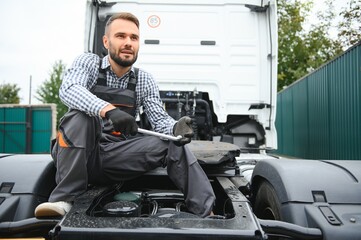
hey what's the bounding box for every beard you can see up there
[108,43,138,67]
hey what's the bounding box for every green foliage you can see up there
[36,61,68,127]
[338,0,361,49]
[304,0,343,70]
[0,83,20,104]
[277,0,343,91]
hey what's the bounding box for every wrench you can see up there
[138,128,182,141]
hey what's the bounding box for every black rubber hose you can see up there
[162,98,213,138]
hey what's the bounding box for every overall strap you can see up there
[96,57,139,90]
[127,67,139,91]
[97,58,107,86]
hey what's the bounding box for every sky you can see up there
[0,0,347,104]
[0,0,87,104]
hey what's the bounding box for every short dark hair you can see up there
[105,12,139,34]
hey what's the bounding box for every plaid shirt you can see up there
[60,53,176,135]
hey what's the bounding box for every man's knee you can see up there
[57,110,101,148]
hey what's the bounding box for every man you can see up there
[34,12,215,218]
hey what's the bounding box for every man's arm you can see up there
[59,53,109,117]
[141,74,194,145]
[100,104,115,118]
[140,72,176,135]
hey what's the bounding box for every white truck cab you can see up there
[85,0,278,151]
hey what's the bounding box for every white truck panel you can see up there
[91,0,278,149]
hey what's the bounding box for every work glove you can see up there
[173,116,194,146]
[105,108,138,136]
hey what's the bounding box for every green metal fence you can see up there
[0,104,56,154]
[275,41,361,160]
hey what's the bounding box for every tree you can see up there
[0,83,20,104]
[36,61,68,127]
[277,0,310,89]
[303,0,343,71]
[338,0,361,49]
[277,0,343,90]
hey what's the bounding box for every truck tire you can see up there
[254,180,281,220]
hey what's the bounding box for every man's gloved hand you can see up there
[105,108,138,136]
[173,116,194,146]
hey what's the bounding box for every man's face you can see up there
[103,19,140,67]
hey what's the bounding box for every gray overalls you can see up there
[49,62,215,217]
